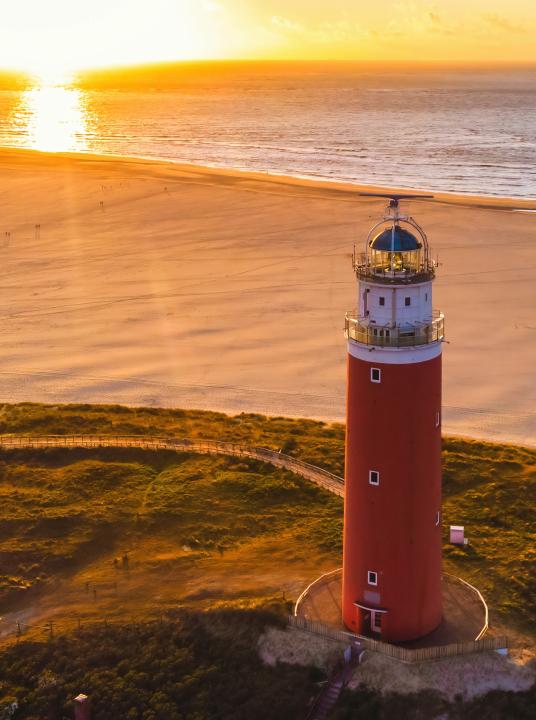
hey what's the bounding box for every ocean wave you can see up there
[1,68,535,198]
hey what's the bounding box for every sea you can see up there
[1,64,535,199]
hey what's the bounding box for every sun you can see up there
[0,1,233,81]
[5,49,79,87]
[32,63,76,87]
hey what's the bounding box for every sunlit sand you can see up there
[0,147,534,446]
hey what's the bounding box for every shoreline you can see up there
[1,145,536,211]
[0,146,534,448]
[4,396,534,449]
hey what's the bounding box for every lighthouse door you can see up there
[361,610,371,634]
[370,611,382,634]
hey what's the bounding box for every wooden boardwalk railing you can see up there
[0,434,344,497]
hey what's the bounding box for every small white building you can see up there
[450,525,465,545]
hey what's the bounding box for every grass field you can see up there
[0,608,324,720]
[0,446,341,628]
[441,437,535,633]
[0,402,534,718]
[0,402,534,636]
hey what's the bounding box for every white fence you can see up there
[288,615,508,664]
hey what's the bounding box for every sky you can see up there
[0,0,535,78]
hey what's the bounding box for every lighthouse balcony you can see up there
[345,311,444,348]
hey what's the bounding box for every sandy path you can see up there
[0,148,534,446]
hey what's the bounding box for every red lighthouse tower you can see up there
[342,194,445,643]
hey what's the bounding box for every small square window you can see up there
[367,571,378,586]
[369,470,380,486]
[371,368,381,383]
[379,297,385,306]
[405,297,411,306]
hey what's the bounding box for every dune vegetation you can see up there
[2,609,534,720]
[0,608,326,720]
[0,445,342,618]
[0,402,534,632]
[0,402,534,717]
[441,436,535,633]
[333,683,536,720]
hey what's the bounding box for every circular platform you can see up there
[296,569,487,649]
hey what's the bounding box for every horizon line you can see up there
[2,57,536,78]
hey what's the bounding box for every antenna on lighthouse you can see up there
[358,192,435,206]
[359,193,434,220]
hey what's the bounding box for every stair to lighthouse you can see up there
[307,664,355,720]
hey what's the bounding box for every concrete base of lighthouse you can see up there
[295,570,487,649]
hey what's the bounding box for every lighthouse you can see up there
[342,194,445,643]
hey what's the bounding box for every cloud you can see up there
[315,20,370,44]
[388,2,457,37]
[482,13,525,34]
[270,15,368,44]
[270,15,304,34]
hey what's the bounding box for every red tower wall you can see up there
[342,350,443,642]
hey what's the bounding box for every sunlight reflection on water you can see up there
[0,68,534,197]
[15,83,88,152]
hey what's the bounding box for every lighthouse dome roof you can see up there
[369,226,422,252]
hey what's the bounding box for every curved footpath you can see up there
[0,434,344,497]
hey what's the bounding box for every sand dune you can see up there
[0,148,534,446]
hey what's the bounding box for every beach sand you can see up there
[0,147,534,446]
